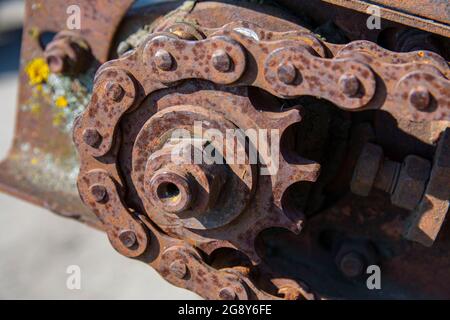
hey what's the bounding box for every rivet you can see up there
[169,260,187,279]
[339,74,360,97]
[218,287,237,300]
[118,230,137,248]
[212,50,231,72]
[105,82,124,102]
[82,128,102,148]
[409,86,430,110]
[277,62,297,84]
[154,49,173,71]
[89,184,108,203]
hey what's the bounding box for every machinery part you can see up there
[351,143,431,212]
[1,0,450,300]
[288,0,450,38]
[335,241,378,279]
[44,31,92,75]
[404,128,450,247]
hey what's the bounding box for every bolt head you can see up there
[350,143,383,197]
[89,184,108,203]
[409,86,430,110]
[339,252,365,278]
[105,82,124,102]
[154,49,173,71]
[218,287,237,300]
[391,155,431,211]
[46,52,67,74]
[339,74,360,97]
[277,62,297,84]
[118,230,137,248]
[82,128,102,148]
[169,260,187,279]
[212,50,231,72]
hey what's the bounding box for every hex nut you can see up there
[351,143,384,196]
[391,155,431,211]
[403,128,450,246]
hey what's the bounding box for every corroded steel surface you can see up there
[1,0,450,300]
[304,0,450,38]
[0,0,136,227]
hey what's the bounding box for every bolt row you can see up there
[276,61,361,97]
[166,254,240,300]
[154,48,232,73]
[88,184,138,249]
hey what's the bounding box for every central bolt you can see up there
[154,49,174,71]
[148,170,194,213]
[409,86,431,110]
[212,50,231,72]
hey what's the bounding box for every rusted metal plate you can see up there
[364,0,450,26]
[0,0,135,227]
[321,0,450,37]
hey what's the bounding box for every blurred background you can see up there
[0,0,199,300]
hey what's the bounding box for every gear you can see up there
[118,82,320,263]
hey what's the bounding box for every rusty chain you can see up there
[73,21,450,300]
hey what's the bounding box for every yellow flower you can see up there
[25,58,50,85]
[55,96,68,108]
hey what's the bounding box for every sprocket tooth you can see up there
[266,107,303,135]
[196,236,263,265]
[270,207,304,235]
[272,157,321,206]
